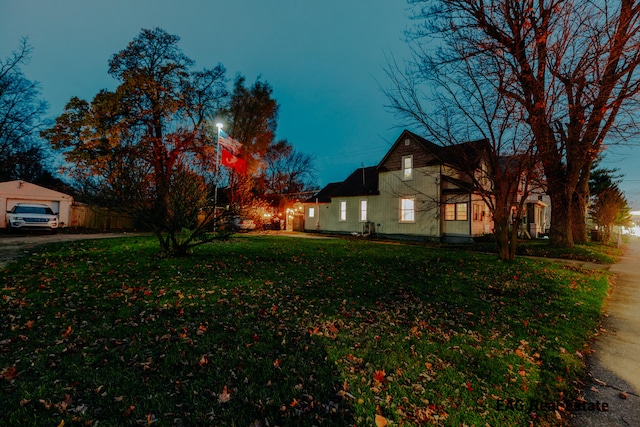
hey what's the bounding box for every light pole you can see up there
[214,122,223,232]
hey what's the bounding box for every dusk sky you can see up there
[2,0,639,209]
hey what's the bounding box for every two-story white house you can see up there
[303,130,497,243]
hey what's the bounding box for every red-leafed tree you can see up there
[42,28,228,255]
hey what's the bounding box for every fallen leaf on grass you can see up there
[375,414,389,426]
[373,369,386,383]
[61,325,72,338]
[198,355,208,367]
[218,386,231,403]
[1,366,18,381]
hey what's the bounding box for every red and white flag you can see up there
[221,148,247,174]
[219,129,243,154]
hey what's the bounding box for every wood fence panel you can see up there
[69,205,136,230]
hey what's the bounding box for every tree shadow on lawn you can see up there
[0,256,354,426]
[1,235,608,426]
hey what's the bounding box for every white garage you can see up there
[0,180,74,229]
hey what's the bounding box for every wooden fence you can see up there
[68,205,137,230]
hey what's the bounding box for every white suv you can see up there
[6,203,59,233]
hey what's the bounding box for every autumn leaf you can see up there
[218,385,231,403]
[1,366,18,381]
[61,325,72,338]
[290,398,299,407]
[373,369,386,383]
[375,414,389,426]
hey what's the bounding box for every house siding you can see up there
[375,167,441,236]
[378,136,438,171]
[304,130,496,241]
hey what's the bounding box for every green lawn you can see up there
[443,238,622,264]
[0,235,610,426]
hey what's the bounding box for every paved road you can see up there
[571,239,640,426]
[0,231,145,269]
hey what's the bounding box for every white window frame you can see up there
[308,207,315,218]
[402,155,413,181]
[399,197,415,223]
[339,200,347,222]
[359,200,367,222]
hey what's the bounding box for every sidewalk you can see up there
[571,239,640,426]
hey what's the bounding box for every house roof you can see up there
[377,130,487,172]
[0,180,73,201]
[306,166,379,203]
[308,182,342,203]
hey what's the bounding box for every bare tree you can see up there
[404,0,640,247]
[384,38,540,260]
[0,38,49,182]
[262,140,317,196]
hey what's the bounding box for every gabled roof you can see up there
[306,166,379,203]
[0,180,73,200]
[377,130,487,172]
[307,182,342,203]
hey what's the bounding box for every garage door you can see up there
[3,200,61,228]
[6,200,60,212]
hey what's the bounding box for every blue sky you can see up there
[1,0,639,209]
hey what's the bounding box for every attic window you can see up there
[405,139,410,146]
[402,155,413,180]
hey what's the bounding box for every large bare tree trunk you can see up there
[548,188,573,247]
[572,158,595,243]
[571,187,589,244]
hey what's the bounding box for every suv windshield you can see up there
[13,206,55,215]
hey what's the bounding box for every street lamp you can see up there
[214,123,223,232]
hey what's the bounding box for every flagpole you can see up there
[214,122,223,232]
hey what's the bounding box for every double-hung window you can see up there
[400,197,415,222]
[359,200,367,222]
[445,203,468,221]
[339,201,347,221]
[402,155,413,180]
